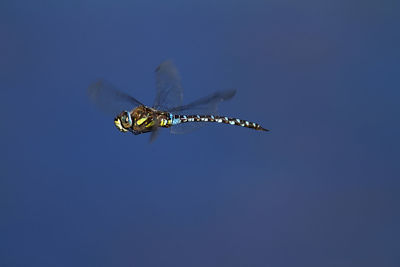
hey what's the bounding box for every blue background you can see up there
[1,0,399,266]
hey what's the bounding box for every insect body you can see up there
[114,106,267,135]
[88,61,268,140]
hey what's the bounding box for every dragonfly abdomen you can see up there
[171,114,268,131]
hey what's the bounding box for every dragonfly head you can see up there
[114,111,133,132]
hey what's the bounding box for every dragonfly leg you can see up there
[128,129,141,135]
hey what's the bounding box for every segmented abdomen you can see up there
[171,114,268,131]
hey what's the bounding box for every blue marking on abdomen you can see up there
[171,114,181,125]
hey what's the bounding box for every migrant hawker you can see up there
[88,61,268,141]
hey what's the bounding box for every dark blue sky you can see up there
[1,0,399,266]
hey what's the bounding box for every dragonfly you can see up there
[88,61,269,141]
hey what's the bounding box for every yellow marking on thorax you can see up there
[145,120,155,128]
[136,117,147,125]
[159,119,169,127]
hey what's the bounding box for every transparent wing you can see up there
[88,80,144,115]
[149,124,161,143]
[153,61,183,111]
[168,89,236,113]
[169,89,236,134]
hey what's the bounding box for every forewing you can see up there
[169,89,236,134]
[88,80,144,115]
[153,61,183,110]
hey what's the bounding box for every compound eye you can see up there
[120,111,132,127]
